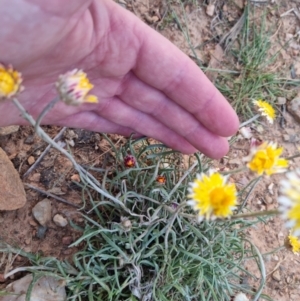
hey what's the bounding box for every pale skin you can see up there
[0,0,239,159]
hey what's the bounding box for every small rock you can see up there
[255,125,264,134]
[228,158,240,165]
[268,183,274,195]
[272,270,281,282]
[233,0,244,9]
[234,292,249,301]
[273,255,279,261]
[32,199,52,226]
[30,173,41,182]
[27,156,35,165]
[265,196,273,204]
[53,214,68,227]
[288,97,300,124]
[0,274,66,301]
[62,236,73,245]
[286,276,292,284]
[65,139,75,147]
[0,274,6,283]
[29,218,38,227]
[283,134,291,142]
[239,127,252,139]
[24,135,35,144]
[290,294,298,301]
[206,4,215,16]
[62,248,73,255]
[277,97,286,105]
[70,174,80,183]
[36,225,47,239]
[0,125,19,136]
[0,147,26,210]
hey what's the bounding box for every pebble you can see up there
[228,158,240,165]
[30,173,41,182]
[0,125,19,136]
[27,156,35,165]
[277,97,286,105]
[62,249,73,255]
[29,218,38,227]
[265,196,273,204]
[62,236,73,245]
[288,97,300,124]
[206,4,215,16]
[239,127,252,139]
[32,199,52,226]
[272,270,281,282]
[234,292,249,301]
[53,214,68,227]
[0,274,66,301]
[268,183,274,195]
[0,147,26,210]
[24,134,35,144]
[0,274,6,283]
[70,174,80,183]
[36,226,47,239]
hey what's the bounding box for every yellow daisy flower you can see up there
[244,142,288,176]
[187,171,237,221]
[288,232,300,254]
[0,63,23,99]
[253,99,276,124]
[56,69,98,106]
[279,170,300,235]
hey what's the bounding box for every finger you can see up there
[92,97,197,154]
[52,110,137,137]
[91,96,230,158]
[135,40,238,136]
[118,72,231,156]
[107,2,239,136]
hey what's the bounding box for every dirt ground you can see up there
[1,0,300,300]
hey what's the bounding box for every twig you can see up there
[280,8,294,18]
[5,266,56,279]
[35,96,60,131]
[23,127,67,178]
[266,257,285,278]
[24,183,80,208]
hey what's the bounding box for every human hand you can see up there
[0,0,239,158]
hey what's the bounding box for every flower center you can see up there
[0,71,15,95]
[209,187,228,208]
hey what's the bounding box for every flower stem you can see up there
[286,153,300,161]
[239,114,260,128]
[35,96,60,131]
[232,209,279,220]
[12,98,138,214]
[221,166,247,175]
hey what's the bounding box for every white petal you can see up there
[278,196,292,208]
[187,200,196,206]
[286,220,296,229]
